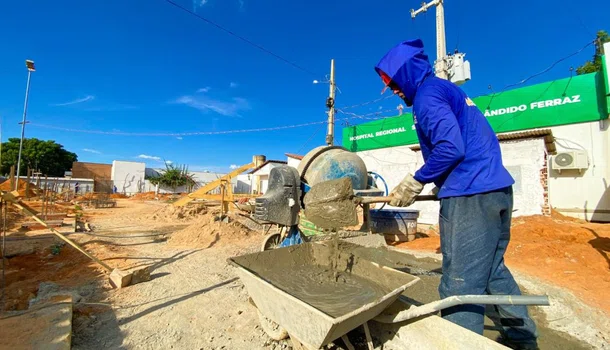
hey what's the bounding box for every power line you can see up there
[338,95,393,110]
[28,120,329,137]
[496,40,594,95]
[296,122,327,154]
[163,0,320,77]
[336,108,400,121]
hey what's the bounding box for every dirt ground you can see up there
[394,211,610,316]
[1,199,607,349]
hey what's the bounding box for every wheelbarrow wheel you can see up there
[261,232,283,251]
[257,310,288,341]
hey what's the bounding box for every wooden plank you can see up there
[3,192,113,272]
[174,162,254,207]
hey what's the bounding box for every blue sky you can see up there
[0,0,608,172]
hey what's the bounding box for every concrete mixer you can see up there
[254,145,386,250]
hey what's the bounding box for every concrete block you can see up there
[109,268,132,288]
[130,267,152,285]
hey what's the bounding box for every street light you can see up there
[15,59,35,191]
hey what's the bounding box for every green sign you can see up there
[343,72,608,152]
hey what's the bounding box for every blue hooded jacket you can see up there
[375,39,514,198]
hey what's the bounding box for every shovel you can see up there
[303,177,437,229]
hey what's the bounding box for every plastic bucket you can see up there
[370,209,419,242]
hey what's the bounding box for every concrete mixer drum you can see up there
[297,146,368,191]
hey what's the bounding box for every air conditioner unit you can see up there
[552,150,589,173]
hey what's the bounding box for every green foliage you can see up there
[51,243,64,255]
[0,138,78,176]
[148,162,196,193]
[577,30,610,75]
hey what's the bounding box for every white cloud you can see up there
[82,148,101,154]
[197,87,211,93]
[165,160,173,165]
[229,164,239,169]
[229,82,239,88]
[176,137,183,140]
[174,93,250,117]
[194,0,243,9]
[85,104,138,112]
[137,154,162,161]
[52,95,95,106]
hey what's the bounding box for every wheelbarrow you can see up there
[229,241,550,350]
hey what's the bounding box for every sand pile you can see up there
[130,192,175,201]
[0,179,38,197]
[168,212,252,248]
[75,193,97,201]
[148,204,208,222]
[110,193,128,199]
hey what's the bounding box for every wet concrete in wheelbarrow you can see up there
[234,240,588,349]
[231,242,418,318]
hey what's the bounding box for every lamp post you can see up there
[15,60,35,191]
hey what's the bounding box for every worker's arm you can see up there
[413,88,465,184]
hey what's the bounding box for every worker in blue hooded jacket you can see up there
[375,39,538,349]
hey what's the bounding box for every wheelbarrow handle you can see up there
[357,195,438,204]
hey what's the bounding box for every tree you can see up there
[145,162,195,193]
[577,30,610,75]
[0,138,78,177]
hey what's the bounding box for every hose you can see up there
[367,171,389,210]
[373,295,550,324]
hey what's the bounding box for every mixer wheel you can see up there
[261,231,283,251]
[258,310,288,341]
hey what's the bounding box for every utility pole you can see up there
[16,60,35,191]
[325,59,336,145]
[411,0,448,80]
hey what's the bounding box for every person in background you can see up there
[374,39,538,349]
[74,182,80,195]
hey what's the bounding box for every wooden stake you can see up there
[9,166,15,191]
[25,168,31,200]
[2,192,113,272]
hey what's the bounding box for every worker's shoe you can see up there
[496,336,539,350]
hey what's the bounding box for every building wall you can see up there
[548,121,610,221]
[235,174,252,194]
[499,139,546,217]
[112,161,146,195]
[287,157,301,169]
[36,177,95,194]
[72,162,112,193]
[357,138,547,225]
[251,163,283,194]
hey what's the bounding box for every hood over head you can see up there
[375,39,434,106]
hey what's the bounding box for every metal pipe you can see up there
[373,295,550,324]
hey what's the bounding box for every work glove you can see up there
[389,174,424,207]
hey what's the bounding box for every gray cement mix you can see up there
[303,178,358,229]
[230,242,418,318]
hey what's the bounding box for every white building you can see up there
[112,161,146,195]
